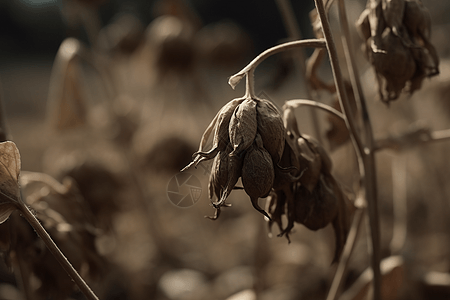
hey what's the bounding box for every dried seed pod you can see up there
[241,134,274,219]
[255,98,285,164]
[182,97,244,171]
[296,136,322,193]
[382,0,411,46]
[368,28,416,102]
[294,175,338,231]
[208,144,233,201]
[403,0,431,41]
[229,98,258,157]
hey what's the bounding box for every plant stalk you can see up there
[313,1,381,300]
[17,200,99,300]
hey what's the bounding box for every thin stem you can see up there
[326,206,365,300]
[17,200,99,300]
[228,39,326,89]
[314,1,381,300]
[275,0,323,145]
[285,99,345,120]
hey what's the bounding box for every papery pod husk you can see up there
[273,137,302,191]
[382,0,412,47]
[303,134,333,175]
[294,174,338,231]
[294,173,353,263]
[184,97,244,171]
[255,98,285,164]
[208,144,232,201]
[403,0,431,40]
[215,148,244,210]
[241,134,274,219]
[368,0,387,53]
[229,98,258,157]
[282,105,301,139]
[296,136,322,193]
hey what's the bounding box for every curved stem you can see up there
[229,39,326,89]
[314,1,381,300]
[275,0,323,145]
[17,200,99,300]
[285,99,345,120]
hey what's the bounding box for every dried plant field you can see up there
[1,0,450,300]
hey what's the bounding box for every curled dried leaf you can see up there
[0,142,21,224]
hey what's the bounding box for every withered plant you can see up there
[182,1,448,300]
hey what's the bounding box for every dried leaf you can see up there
[0,142,21,223]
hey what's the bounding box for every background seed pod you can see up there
[229,98,258,157]
[256,98,285,164]
[294,175,338,231]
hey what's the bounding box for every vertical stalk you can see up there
[275,0,323,144]
[313,1,381,299]
[17,200,99,300]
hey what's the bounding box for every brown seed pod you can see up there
[182,97,244,171]
[255,98,285,164]
[241,134,274,219]
[208,144,233,201]
[229,98,258,157]
[296,136,322,193]
[382,0,412,46]
[368,27,416,102]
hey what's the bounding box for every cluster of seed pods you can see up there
[183,96,287,220]
[356,0,439,103]
[183,97,354,261]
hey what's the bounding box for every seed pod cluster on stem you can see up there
[182,95,289,220]
[356,0,439,103]
[183,94,355,262]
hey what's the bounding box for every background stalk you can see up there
[313,0,382,299]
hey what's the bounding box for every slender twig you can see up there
[17,199,99,300]
[284,99,345,120]
[313,1,381,300]
[228,39,326,90]
[275,0,323,144]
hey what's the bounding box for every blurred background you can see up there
[1,0,450,299]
